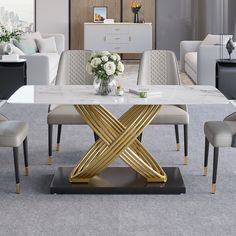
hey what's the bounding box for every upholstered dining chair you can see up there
[204,112,236,193]
[47,50,93,164]
[0,113,29,193]
[137,50,189,164]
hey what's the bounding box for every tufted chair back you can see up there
[55,50,93,85]
[137,50,180,85]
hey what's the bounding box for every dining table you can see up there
[8,85,229,194]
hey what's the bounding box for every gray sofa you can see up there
[180,34,236,86]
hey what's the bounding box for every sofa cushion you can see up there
[201,34,232,45]
[35,37,58,53]
[20,31,42,52]
[185,52,197,73]
[14,39,37,55]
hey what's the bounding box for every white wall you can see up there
[36,0,69,49]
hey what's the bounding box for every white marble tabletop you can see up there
[8,85,228,105]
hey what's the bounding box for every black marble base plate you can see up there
[50,167,186,194]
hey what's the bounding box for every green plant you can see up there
[0,24,23,43]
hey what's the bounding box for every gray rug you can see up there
[0,101,236,236]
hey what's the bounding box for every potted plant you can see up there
[86,51,125,95]
[0,24,23,54]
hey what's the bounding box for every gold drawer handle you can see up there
[129,36,131,41]
[114,28,120,31]
[104,36,107,41]
[114,47,120,50]
[114,38,121,40]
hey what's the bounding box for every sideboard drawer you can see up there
[106,34,130,44]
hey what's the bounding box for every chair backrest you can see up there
[137,50,180,85]
[55,50,93,85]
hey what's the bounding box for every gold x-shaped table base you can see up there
[69,105,167,183]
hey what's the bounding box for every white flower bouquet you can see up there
[86,51,124,80]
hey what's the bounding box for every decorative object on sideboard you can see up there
[93,6,108,23]
[86,51,124,95]
[131,1,142,23]
[226,37,235,60]
[0,24,23,55]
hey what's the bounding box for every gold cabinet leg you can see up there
[16,183,20,194]
[48,156,52,165]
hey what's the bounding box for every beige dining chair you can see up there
[137,50,189,164]
[47,50,93,164]
[0,113,29,193]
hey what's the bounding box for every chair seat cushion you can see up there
[150,105,189,124]
[47,105,86,124]
[204,121,236,147]
[0,121,28,147]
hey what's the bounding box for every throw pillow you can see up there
[202,34,233,45]
[14,38,37,55]
[35,37,58,53]
[20,31,42,52]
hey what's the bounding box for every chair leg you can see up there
[138,132,143,142]
[203,137,209,176]
[184,125,188,165]
[48,124,53,165]
[212,147,219,194]
[13,147,20,194]
[94,132,99,142]
[56,124,62,152]
[23,137,29,176]
[174,125,180,151]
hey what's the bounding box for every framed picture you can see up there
[93,6,107,23]
[0,0,35,32]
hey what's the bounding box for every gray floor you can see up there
[0,65,236,235]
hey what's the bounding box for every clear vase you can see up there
[93,76,116,96]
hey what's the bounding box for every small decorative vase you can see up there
[226,37,235,60]
[3,43,13,55]
[93,76,116,96]
[132,7,141,23]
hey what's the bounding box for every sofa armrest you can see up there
[41,33,65,54]
[20,54,50,85]
[180,41,202,72]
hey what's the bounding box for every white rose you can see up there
[104,61,116,76]
[117,61,124,73]
[91,57,102,68]
[110,54,117,61]
[86,62,93,75]
[116,54,121,61]
[90,52,97,60]
[101,56,108,62]
[100,51,110,56]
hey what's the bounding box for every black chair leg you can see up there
[56,124,62,151]
[203,137,209,176]
[23,137,29,176]
[184,125,188,165]
[13,147,20,194]
[138,133,143,142]
[174,125,180,151]
[94,132,99,142]
[48,124,53,165]
[212,147,219,194]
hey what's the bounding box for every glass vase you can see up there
[93,76,116,96]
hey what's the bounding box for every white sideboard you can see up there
[84,23,152,53]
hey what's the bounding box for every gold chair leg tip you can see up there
[16,183,20,194]
[203,167,208,176]
[176,143,180,151]
[212,184,216,194]
[25,167,29,176]
[184,156,188,165]
[56,144,60,152]
[48,156,52,165]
